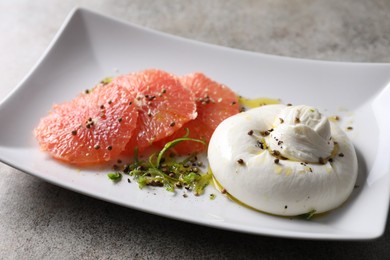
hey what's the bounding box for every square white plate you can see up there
[1,7,390,240]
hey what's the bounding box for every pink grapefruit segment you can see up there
[34,84,138,165]
[112,69,197,153]
[158,72,240,154]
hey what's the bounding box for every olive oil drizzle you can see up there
[210,168,318,220]
[238,96,280,109]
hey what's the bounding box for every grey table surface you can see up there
[1,0,390,259]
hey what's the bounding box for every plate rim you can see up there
[1,6,389,240]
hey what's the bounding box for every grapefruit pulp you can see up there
[34,84,138,165]
[112,69,197,154]
[157,72,240,154]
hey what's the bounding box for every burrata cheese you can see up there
[208,104,358,216]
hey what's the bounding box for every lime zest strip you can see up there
[118,129,210,195]
[156,128,206,168]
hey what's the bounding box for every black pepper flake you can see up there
[284,205,288,209]
[147,95,156,101]
[256,140,264,149]
[129,101,133,105]
[287,103,292,106]
[221,188,227,194]
[94,144,100,150]
[231,101,237,105]
[328,158,333,163]
[85,118,94,128]
[183,193,188,198]
[272,150,281,156]
[199,95,214,105]
[170,122,176,127]
[127,178,131,183]
[100,105,105,109]
[295,117,300,124]
[71,130,77,136]
[108,100,112,104]
[149,180,163,187]
[84,89,90,94]
[247,130,254,136]
[123,165,130,174]
[278,140,283,146]
[107,145,113,151]
[260,130,270,136]
[347,126,353,130]
[118,118,122,122]
[237,159,245,165]
[274,158,280,164]
[339,153,344,157]
[318,157,325,164]
[279,118,284,124]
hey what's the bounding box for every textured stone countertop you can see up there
[1,1,390,259]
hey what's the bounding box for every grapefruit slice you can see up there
[34,84,138,165]
[158,72,240,154]
[112,69,197,153]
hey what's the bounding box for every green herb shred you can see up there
[107,172,122,182]
[303,209,316,220]
[100,77,113,85]
[117,129,212,196]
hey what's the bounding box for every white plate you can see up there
[1,7,390,240]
